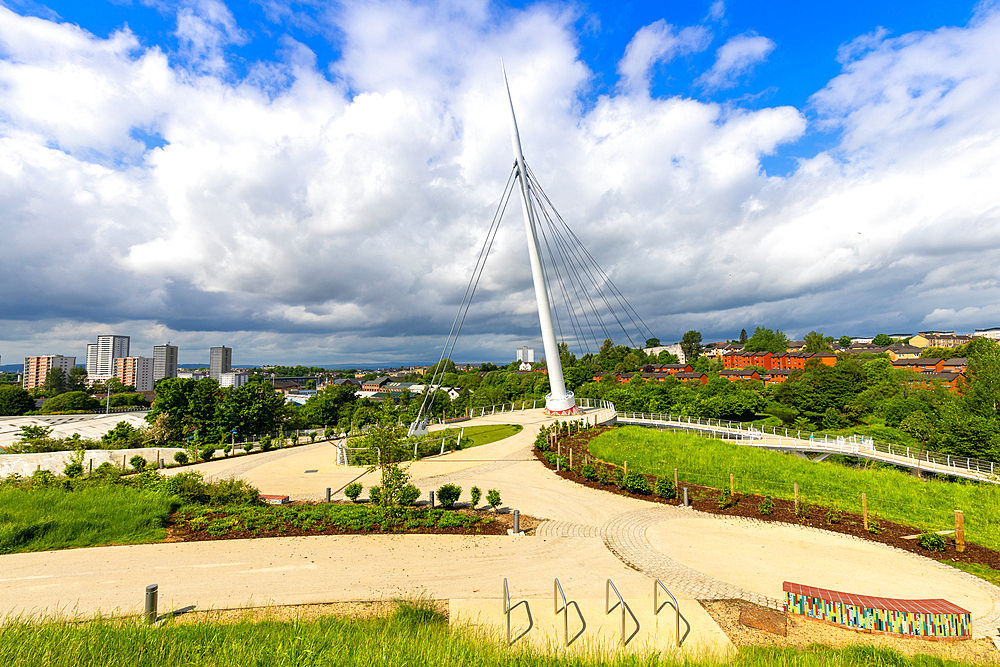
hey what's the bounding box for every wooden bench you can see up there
[783,581,971,641]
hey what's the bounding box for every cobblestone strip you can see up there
[600,507,783,610]
[535,520,605,538]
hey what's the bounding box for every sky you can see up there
[1,0,999,367]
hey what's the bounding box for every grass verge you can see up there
[944,561,1000,588]
[588,427,1000,552]
[0,486,177,554]
[438,423,523,448]
[0,605,986,667]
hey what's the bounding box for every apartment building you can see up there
[113,356,154,392]
[22,355,76,390]
[86,335,130,378]
[153,344,178,381]
[218,372,249,388]
[209,346,232,380]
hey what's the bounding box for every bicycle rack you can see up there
[654,579,690,648]
[554,578,586,647]
[503,578,533,645]
[605,579,639,646]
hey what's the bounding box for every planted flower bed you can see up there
[169,503,504,540]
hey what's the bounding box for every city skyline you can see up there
[2,1,999,365]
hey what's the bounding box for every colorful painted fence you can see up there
[783,582,971,641]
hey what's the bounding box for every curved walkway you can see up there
[1,406,998,644]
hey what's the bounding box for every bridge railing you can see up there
[615,410,998,480]
[464,397,616,420]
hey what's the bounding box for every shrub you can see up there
[309,431,317,442]
[597,466,612,485]
[795,501,811,519]
[759,496,775,515]
[260,436,273,452]
[129,455,147,472]
[470,486,482,508]
[344,482,362,502]
[612,468,624,487]
[581,464,597,481]
[918,532,946,552]
[717,491,735,510]
[29,469,58,489]
[243,441,253,453]
[200,447,216,462]
[621,471,651,495]
[223,444,232,456]
[368,486,382,504]
[208,478,260,505]
[399,484,421,507]
[544,452,557,466]
[63,461,84,478]
[173,451,189,465]
[437,484,461,509]
[166,472,209,504]
[89,462,121,484]
[486,488,501,509]
[825,507,842,525]
[654,476,675,499]
[867,515,882,535]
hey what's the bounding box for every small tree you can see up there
[360,401,412,515]
[129,455,147,471]
[486,488,501,509]
[469,486,482,509]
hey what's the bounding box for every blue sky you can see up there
[1,0,999,366]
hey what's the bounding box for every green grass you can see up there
[449,423,523,448]
[944,561,1000,587]
[0,486,178,554]
[0,608,982,667]
[589,427,1000,551]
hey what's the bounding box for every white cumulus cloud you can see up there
[697,31,775,90]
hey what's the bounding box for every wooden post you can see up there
[558,442,561,456]
[730,473,734,495]
[569,449,573,468]
[862,493,868,531]
[794,482,799,512]
[955,510,965,552]
[674,468,678,495]
[89,459,93,473]
[624,461,628,477]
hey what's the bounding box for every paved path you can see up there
[2,406,999,647]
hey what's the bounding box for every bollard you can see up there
[145,584,158,625]
[513,510,520,534]
[429,491,435,508]
[556,458,560,472]
[862,493,868,531]
[683,487,689,507]
[326,487,332,503]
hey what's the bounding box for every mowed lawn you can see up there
[436,424,523,448]
[589,427,1000,551]
[0,486,177,554]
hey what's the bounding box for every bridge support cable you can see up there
[411,165,518,433]
[523,164,656,355]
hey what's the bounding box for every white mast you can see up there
[502,64,576,414]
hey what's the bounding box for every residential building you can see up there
[22,355,76,390]
[86,335,130,378]
[153,344,179,381]
[209,346,232,380]
[786,341,806,352]
[674,372,708,385]
[909,332,972,349]
[891,358,946,374]
[516,346,534,371]
[974,327,1000,339]
[644,343,687,363]
[719,369,760,382]
[763,369,793,386]
[114,357,154,392]
[177,370,207,380]
[362,376,390,392]
[849,336,875,344]
[218,372,249,388]
[885,344,922,361]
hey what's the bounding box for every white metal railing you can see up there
[615,409,998,484]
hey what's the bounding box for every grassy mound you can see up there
[589,427,1000,551]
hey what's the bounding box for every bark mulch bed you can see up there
[536,428,1000,573]
[166,504,539,543]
